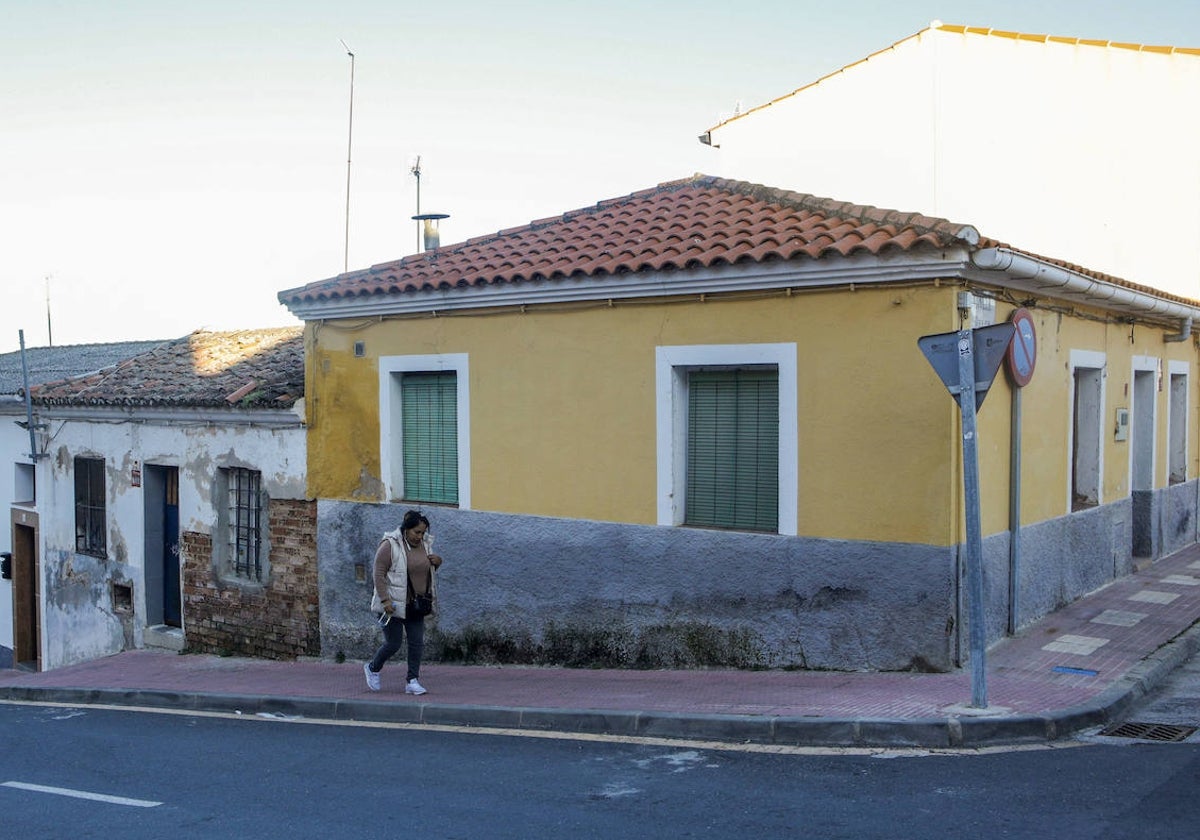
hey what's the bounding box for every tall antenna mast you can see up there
[410,155,422,253]
[340,39,355,274]
[45,275,53,347]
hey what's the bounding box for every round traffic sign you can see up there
[1005,308,1037,387]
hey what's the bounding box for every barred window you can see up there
[223,467,263,581]
[74,456,106,557]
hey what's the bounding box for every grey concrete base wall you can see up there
[967,501,1131,654]
[1160,481,1198,558]
[317,501,958,672]
[963,484,1199,654]
[1132,483,1196,562]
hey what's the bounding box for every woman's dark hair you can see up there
[401,510,430,532]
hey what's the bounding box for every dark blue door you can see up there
[163,469,181,627]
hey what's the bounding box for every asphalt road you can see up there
[1,701,1199,839]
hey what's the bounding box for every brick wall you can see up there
[181,498,320,659]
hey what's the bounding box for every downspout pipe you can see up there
[971,248,1200,332]
[1164,317,1192,343]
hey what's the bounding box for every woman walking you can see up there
[364,510,443,695]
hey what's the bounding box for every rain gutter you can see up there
[970,247,1200,338]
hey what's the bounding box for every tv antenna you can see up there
[410,155,422,252]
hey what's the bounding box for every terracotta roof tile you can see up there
[31,327,304,409]
[279,175,983,308]
[0,340,168,397]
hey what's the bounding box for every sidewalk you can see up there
[3,545,1200,749]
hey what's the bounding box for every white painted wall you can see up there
[34,411,305,669]
[707,26,1200,298]
[0,402,33,651]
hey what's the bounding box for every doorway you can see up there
[143,466,181,628]
[11,516,39,671]
[1131,364,1156,558]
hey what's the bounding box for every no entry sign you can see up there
[1005,308,1037,388]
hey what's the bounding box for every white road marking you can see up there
[2,781,161,808]
[0,698,1082,757]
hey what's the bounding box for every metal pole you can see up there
[957,328,989,708]
[18,330,39,462]
[1008,386,1022,635]
[411,156,422,253]
[45,276,53,347]
[340,41,355,274]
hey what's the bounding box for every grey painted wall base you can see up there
[963,480,1199,663]
[317,483,1199,674]
[317,502,957,672]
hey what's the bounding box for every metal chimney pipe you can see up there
[413,213,449,252]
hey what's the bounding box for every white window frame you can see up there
[379,353,471,509]
[1130,356,1159,493]
[655,343,798,535]
[1168,360,1190,485]
[1068,349,1106,513]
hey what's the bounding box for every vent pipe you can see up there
[413,213,449,252]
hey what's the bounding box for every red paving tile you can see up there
[2,545,1198,736]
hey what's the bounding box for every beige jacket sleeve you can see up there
[372,541,394,607]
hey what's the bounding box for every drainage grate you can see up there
[1099,722,1197,742]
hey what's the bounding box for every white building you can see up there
[701,22,1200,299]
[18,328,312,670]
[1,339,165,667]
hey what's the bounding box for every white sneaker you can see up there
[405,678,427,696]
[363,662,380,692]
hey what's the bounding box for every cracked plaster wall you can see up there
[34,416,306,670]
[318,501,958,672]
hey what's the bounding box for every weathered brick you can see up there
[180,499,319,660]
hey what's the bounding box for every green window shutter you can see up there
[686,368,779,531]
[402,372,458,504]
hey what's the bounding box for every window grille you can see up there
[227,468,263,581]
[74,456,106,557]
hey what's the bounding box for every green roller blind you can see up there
[686,368,778,531]
[402,372,458,504]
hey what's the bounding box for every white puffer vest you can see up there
[368,529,436,618]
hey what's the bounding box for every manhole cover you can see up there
[1099,722,1197,742]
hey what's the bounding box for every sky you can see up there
[3,0,1200,354]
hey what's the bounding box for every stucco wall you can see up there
[34,415,306,669]
[322,485,1195,673]
[307,288,1197,548]
[318,501,959,671]
[304,272,1199,672]
[707,26,1200,298]
[0,404,31,651]
[308,286,961,545]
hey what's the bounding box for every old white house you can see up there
[21,328,314,670]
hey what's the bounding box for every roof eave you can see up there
[283,249,977,321]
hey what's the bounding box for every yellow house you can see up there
[279,175,1200,672]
